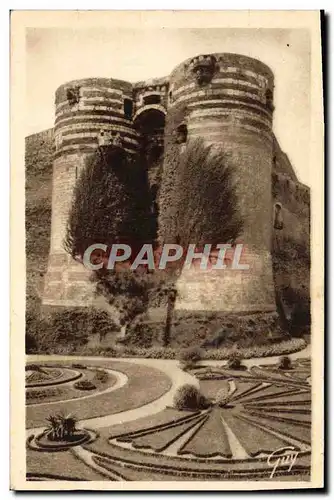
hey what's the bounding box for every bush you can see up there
[179,346,203,364]
[70,337,307,360]
[74,380,96,391]
[26,333,38,354]
[27,307,116,354]
[215,387,232,407]
[278,355,293,370]
[125,321,154,348]
[227,352,243,370]
[173,384,209,410]
[25,364,42,372]
[93,369,109,383]
[71,363,86,369]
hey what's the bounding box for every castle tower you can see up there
[43,77,139,307]
[163,54,278,321]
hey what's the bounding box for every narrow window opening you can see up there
[123,98,133,120]
[274,202,283,230]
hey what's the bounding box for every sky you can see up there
[26,27,311,184]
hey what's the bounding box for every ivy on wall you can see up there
[158,104,187,244]
[64,147,155,259]
[159,136,243,247]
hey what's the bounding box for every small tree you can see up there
[278,355,293,370]
[173,384,208,410]
[179,347,203,370]
[227,352,243,370]
[94,269,176,339]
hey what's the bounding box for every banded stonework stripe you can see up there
[55,110,133,130]
[60,123,140,140]
[56,96,124,112]
[56,104,124,120]
[187,99,272,120]
[60,135,138,149]
[188,109,272,128]
[189,123,273,143]
[61,131,139,146]
[172,82,265,101]
[54,144,137,159]
[173,77,265,98]
[172,88,268,108]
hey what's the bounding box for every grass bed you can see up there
[223,413,294,456]
[26,448,107,481]
[130,414,206,453]
[238,413,311,445]
[26,368,116,406]
[84,435,311,479]
[180,408,232,458]
[26,360,172,428]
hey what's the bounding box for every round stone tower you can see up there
[43,77,139,307]
[165,53,277,318]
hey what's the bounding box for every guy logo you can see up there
[267,446,299,478]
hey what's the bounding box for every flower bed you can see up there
[73,337,307,360]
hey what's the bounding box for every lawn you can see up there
[26,447,107,481]
[26,367,116,405]
[26,360,172,428]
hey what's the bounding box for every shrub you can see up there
[93,369,109,383]
[74,380,96,391]
[179,347,203,366]
[45,413,77,441]
[173,384,209,410]
[215,387,232,407]
[278,355,293,370]
[101,346,117,357]
[25,307,50,354]
[25,364,42,372]
[26,333,38,354]
[125,320,154,348]
[71,337,306,360]
[72,363,86,369]
[227,352,243,370]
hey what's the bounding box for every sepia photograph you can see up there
[10,10,324,490]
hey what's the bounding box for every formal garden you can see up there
[26,350,311,482]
